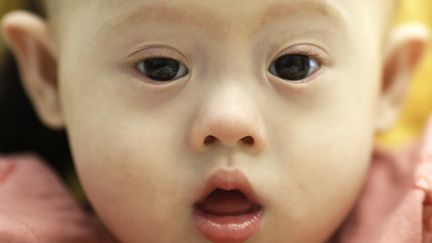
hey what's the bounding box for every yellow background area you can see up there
[0,0,431,147]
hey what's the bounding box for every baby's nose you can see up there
[187,89,266,152]
[188,114,265,152]
[201,119,258,148]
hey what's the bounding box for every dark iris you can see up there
[270,54,318,81]
[138,57,187,82]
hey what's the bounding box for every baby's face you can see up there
[57,0,387,242]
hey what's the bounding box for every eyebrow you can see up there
[256,1,349,31]
[97,1,349,40]
[97,3,221,39]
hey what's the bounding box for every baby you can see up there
[0,0,430,242]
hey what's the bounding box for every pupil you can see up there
[144,58,180,81]
[274,55,312,80]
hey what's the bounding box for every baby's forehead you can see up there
[45,0,395,48]
[102,1,345,37]
[48,0,393,29]
[94,1,390,38]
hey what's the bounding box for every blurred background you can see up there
[0,0,431,182]
[0,1,79,196]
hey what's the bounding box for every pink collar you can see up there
[333,118,432,243]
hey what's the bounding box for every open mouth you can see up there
[195,189,263,216]
[193,171,264,243]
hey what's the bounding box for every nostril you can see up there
[241,136,254,145]
[203,135,255,146]
[204,135,217,145]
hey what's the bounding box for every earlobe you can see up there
[376,23,430,133]
[1,10,64,130]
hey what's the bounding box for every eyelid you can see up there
[266,44,329,85]
[273,44,331,66]
[126,45,191,83]
[127,45,190,67]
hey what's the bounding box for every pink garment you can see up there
[1,119,432,242]
[334,118,432,243]
[0,154,116,243]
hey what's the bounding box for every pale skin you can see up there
[1,0,429,242]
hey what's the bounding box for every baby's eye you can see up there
[136,57,189,82]
[268,54,320,81]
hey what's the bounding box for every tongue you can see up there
[197,189,257,216]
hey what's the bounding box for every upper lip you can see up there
[194,169,262,205]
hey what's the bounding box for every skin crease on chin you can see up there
[29,0,396,242]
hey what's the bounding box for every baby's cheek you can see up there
[265,113,373,241]
[74,135,159,205]
[71,127,192,242]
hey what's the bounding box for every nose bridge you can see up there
[188,83,266,152]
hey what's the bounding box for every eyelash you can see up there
[277,46,323,63]
[130,50,190,81]
[268,45,326,82]
[129,45,326,83]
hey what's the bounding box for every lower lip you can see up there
[193,207,264,243]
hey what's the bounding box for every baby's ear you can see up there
[376,23,429,133]
[1,11,63,130]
